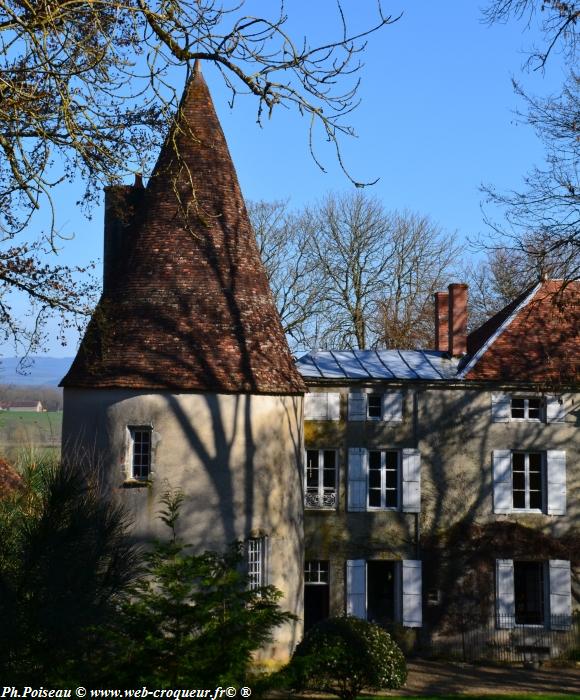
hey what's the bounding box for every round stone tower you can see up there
[61,62,305,660]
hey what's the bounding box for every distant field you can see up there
[0,410,62,448]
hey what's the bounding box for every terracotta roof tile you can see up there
[464,280,579,384]
[62,64,305,394]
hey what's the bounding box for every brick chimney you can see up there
[434,291,450,352]
[102,179,144,295]
[448,283,468,356]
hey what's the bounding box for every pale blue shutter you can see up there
[402,560,422,628]
[304,392,328,420]
[547,450,566,515]
[546,395,567,423]
[491,393,511,422]
[346,560,366,619]
[402,448,421,513]
[327,393,341,421]
[495,559,515,628]
[348,392,366,421]
[549,560,572,630]
[493,450,512,514]
[382,392,403,422]
[348,448,367,512]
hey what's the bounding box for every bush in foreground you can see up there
[289,616,407,700]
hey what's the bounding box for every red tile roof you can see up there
[463,280,579,385]
[61,63,305,394]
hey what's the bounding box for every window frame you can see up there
[247,537,267,591]
[367,449,400,511]
[305,560,330,586]
[510,396,543,422]
[127,425,153,481]
[305,448,338,510]
[367,394,382,420]
[511,451,545,513]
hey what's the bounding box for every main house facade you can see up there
[60,62,579,660]
[298,280,579,643]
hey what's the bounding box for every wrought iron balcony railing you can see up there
[305,491,337,509]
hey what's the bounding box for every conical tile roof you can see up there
[62,64,305,394]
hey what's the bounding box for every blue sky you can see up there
[3,1,565,358]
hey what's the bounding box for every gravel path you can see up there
[386,659,580,696]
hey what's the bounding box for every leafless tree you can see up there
[482,1,580,282]
[301,192,460,350]
[374,213,462,349]
[463,249,537,330]
[248,200,323,350]
[483,1,578,70]
[0,1,396,353]
[303,192,395,350]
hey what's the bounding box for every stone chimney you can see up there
[434,291,450,352]
[448,283,468,356]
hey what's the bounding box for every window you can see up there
[511,397,542,421]
[367,394,382,419]
[492,393,567,423]
[346,559,422,628]
[514,561,545,625]
[496,559,572,630]
[512,452,544,510]
[129,426,152,479]
[247,537,267,590]
[348,448,420,513]
[367,561,396,625]
[493,450,565,515]
[305,560,329,584]
[305,449,337,509]
[348,391,403,422]
[368,450,399,509]
[304,561,330,630]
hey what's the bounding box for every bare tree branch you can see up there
[0,0,395,351]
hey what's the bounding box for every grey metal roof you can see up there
[295,350,461,381]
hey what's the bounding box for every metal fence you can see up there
[420,615,580,663]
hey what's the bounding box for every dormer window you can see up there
[511,397,542,421]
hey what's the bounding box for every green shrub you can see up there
[290,616,407,700]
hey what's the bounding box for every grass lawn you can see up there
[373,695,577,699]
[0,410,62,449]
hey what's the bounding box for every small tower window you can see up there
[129,426,152,480]
[247,537,267,590]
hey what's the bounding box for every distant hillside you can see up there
[0,357,73,387]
